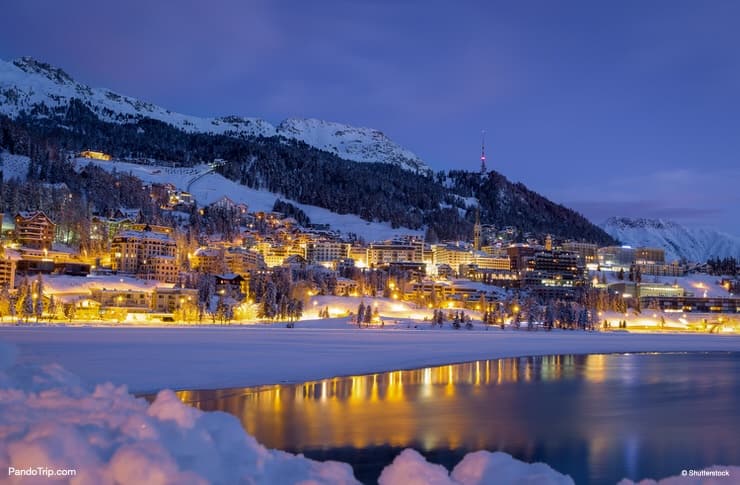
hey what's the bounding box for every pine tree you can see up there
[357,301,365,326]
[15,278,29,320]
[544,302,554,330]
[22,289,34,324]
[48,295,57,321]
[34,275,44,322]
[0,284,11,322]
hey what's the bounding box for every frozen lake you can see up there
[175,352,740,484]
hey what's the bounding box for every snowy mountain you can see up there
[0,57,430,173]
[601,217,740,263]
[276,118,428,173]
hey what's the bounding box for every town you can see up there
[0,150,737,332]
[2,6,740,483]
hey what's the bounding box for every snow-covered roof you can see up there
[116,229,175,243]
[42,274,173,294]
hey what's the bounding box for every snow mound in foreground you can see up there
[378,449,574,485]
[0,342,359,485]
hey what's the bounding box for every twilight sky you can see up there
[1,1,738,235]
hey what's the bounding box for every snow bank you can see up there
[0,341,359,485]
[379,449,454,485]
[379,449,574,485]
[451,451,575,485]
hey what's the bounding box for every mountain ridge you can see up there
[601,216,740,263]
[0,56,429,174]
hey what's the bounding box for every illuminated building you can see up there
[224,247,264,274]
[598,246,636,270]
[562,242,598,266]
[367,241,421,266]
[79,150,112,161]
[111,228,179,282]
[609,282,684,299]
[635,247,665,264]
[349,245,369,267]
[152,287,199,313]
[306,241,350,264]
[0,253,18,288]
[635,261,686,277]
[14,211,56,250]
[334,277,359,296]
[523,250,585,298]
[432,243,510,276]
[191,248,226,274]
[505,244,538,272]
[644,295,740,313]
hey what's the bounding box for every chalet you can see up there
[14,211,56,250]
[334,277,359,297]
[215,273,247,296]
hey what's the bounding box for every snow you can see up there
[42,274,172,294]
[276,118,430,174]
[378,449,575,485]
[0,341,360,484]
[188,171,421,241]
[451,451,575,485]
[0,57,431,174]
[1,326,737,394]
[0,150,31,181]
[379,450,456,485]
[74,157,422,241]
[602,217,740,263]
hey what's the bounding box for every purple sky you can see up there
[1,1,738,235]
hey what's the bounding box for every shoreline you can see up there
[153,349,738,400]
[2,326,739,394]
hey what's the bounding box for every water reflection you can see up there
[176,353,740,484]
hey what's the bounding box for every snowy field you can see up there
[1,326,738,394]
[0,150,30,181]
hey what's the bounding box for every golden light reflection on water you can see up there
[175,355,610,451]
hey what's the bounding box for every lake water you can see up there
[175,352,740,484]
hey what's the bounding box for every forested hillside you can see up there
[0,103,616,244]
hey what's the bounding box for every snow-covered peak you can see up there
[603,217,681,231]
[0,57,274,138]
[0,57,431,173]
[601,216,740,263]
[276,118,431,174]
[12,57,76,85]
